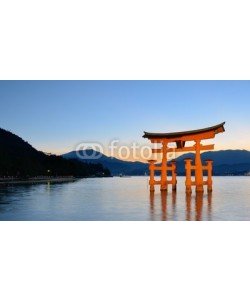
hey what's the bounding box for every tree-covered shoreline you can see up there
[0,128,111,178]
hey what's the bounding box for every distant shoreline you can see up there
[0,177,78,185]
[1,174,249,186]
[0,175,114,186]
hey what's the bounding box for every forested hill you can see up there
[0,128,110,178]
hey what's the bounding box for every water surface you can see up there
[0,177,250,221]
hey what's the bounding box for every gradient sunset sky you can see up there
[0,81,250,160]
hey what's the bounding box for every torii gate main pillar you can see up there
[195,140,204,192]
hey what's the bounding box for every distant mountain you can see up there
[63,150,148,176]
[0,128,110,178]
[175,150,250,175]
[63,149,250,176]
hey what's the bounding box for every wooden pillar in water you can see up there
[195,140,204,193]
[148,160,156,192]
[171,160,177,191]
[206,159,213,192]
[185,158,192,193]
[160,142,168,191]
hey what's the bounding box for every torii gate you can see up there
[143,122,225,193]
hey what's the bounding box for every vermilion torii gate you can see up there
[143,122,225,193]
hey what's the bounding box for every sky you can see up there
[0,80,250,161]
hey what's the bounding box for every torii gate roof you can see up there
[143,122,225,141]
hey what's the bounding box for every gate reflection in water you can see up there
[150,190,213,221]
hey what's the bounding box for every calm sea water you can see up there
[0,177,250,221]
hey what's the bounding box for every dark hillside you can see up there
[0,128,110,178]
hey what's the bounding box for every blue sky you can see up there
[0,81,250,158]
